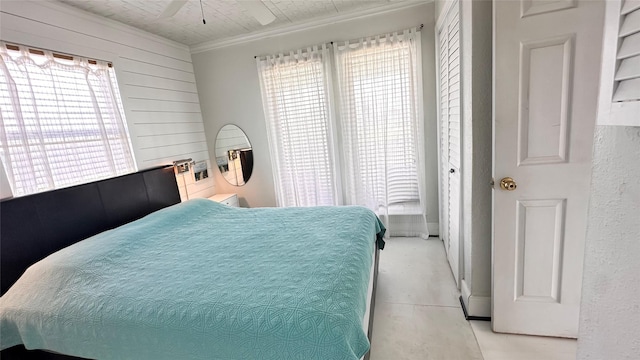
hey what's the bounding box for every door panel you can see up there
[448,167,460,285]
[438,22,451,256]
[438,1,462,287]
[515,199,565,302]
[521,0,576,17]
[447,8,461,284]
[518,36,572,165]
[493,0,604,337]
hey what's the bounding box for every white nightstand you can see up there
[208,193,238,207]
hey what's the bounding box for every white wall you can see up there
[462,0,492,318]
[192,2,439,219]
[0,0,214,200]
[577,126,640,359]
[436,0,492,317]
[435,0,449,19]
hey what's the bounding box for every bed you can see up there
[0,166,384,360]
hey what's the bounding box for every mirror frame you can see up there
[214,124,253,187]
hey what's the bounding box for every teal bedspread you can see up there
[0,199,385,360]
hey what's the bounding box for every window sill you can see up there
[378,202,424,216]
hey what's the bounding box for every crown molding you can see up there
[24,0,191,54]
[190,0,432,54]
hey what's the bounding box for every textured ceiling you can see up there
[56,0,405,46]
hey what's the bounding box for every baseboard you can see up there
[460,280,491,320]
[385,218,435,238]
[459,296,491,321]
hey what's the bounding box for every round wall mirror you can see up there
[215,124,253,186]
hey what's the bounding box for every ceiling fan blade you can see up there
[158,0,188,19]
[240,1,276,26]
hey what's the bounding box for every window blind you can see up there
[257,29,427,236]
[613,0,640,102]
[334,38,420,207]
[0,43,136,197]
[256,46,338,207]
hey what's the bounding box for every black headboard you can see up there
[0,166,180,295]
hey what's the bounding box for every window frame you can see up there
[0,43,137,197]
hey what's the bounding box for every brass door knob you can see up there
[500,177,517,191]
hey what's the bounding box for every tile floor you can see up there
[471,321,577,360]
[369,237,577,360]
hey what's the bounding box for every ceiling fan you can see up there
[158,0,276,26]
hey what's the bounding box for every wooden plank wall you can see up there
[0,0,215,200]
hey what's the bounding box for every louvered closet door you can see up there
[437,2,462,287]
[598,0,640,126]
[614,1,640,102]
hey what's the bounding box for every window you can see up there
[334,34,422,211]
[257,29,426,236]
[257,28,426,224]
[256,46,338,207]
[0,43,136,197]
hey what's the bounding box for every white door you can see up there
[493,0,604,337]
[437,2,462,287]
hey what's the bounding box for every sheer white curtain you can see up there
[333,29,428,238]
[256,45,339,207]
[0,43,136,196]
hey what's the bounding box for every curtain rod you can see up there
[4,43,113,67]
[254,23,424,59]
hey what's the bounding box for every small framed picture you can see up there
[193,160,209,182]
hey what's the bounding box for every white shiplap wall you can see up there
[0,0,214,200]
